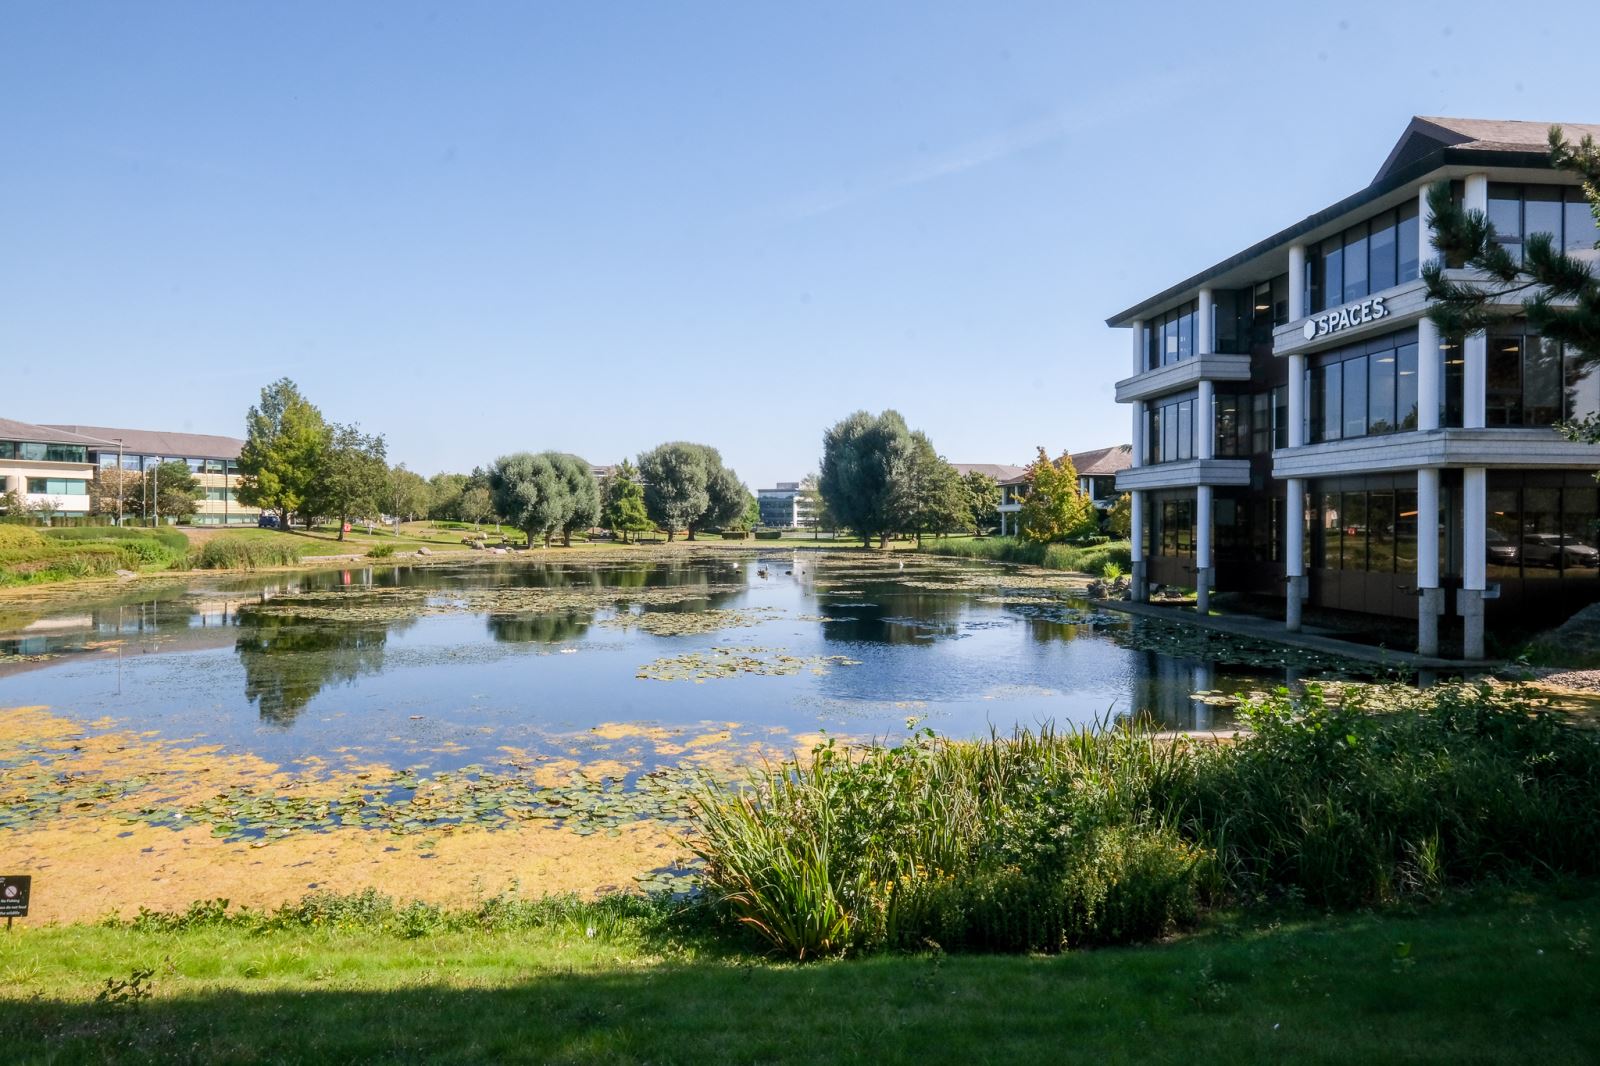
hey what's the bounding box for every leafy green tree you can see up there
[601,460,653,543]
[961,470,1001,534]
[459,485,496,529]
[702,460,749,535]
[488,451,572,548]
[304,424,388,540]
[898,432,971,546]
[388,466,431,524]
[797,472,827,538]
[144,460,204,522]
[426,472,468,521]
[236,378,329,528]
[818,409,915,547]
[637,443,709,542]
[1107,492,1132,539]
[1017,447,1096,544]
[555,454,601,546]
[739,491,761,531]
[0,487,24,516]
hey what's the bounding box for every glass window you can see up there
[1214,395,1238,457]
[1524,487,1561,580]
[1567,352,1600,422]
[1486,335,1522,426]
[1342,357,1368,439]
[1317,363,1341,442]
[1177,401,1193,461]
[1340,492,1368,570]
[1566,187,1599,256]
[1343,223,1368,302]
[1369,210,1397,292]
[1564,482,1600,577]
[1369,348,1396,433]
[1320,238,1343,312]
[1368,492,1396,573]
[1396,342,1419,429]
[1395,489,1418,573]
[1441,337,1464,428]
[1525,336,1563,426]
[1273,386,1288,450]
[1397,200,1420,282]
[1525,185,1563,246]
[1488,183,1522,252]
[1319,493,1341,569]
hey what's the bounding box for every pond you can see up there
[0,548,1373,776]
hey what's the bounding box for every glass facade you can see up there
[1487,183,1600,262]
[1308,327,1438,441]
[1309,475,1421,577]
[1309,200,1421,312]
[1214,387,1288,456]
[1144,394,1197,464]
[1141,300,1198,370]
[1485,320,1600,427]
[0,441,89,463]
[1486,471,1600,585]
[26,477,89,496]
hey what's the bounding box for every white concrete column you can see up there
[1285,478,1305,632]
[1131,401,1145,468]
[1463,332,1487,429]
[1130,489,1147,603]
[1464,173,1488,215]
[1288,244,1308,322]
[1130,319,1145,376]
[1197,288,1215,354]
[1195,485,1213,615]
[1287,353,1307,448]
[1417,467,1441,657]
[1197,380,1215,461]
[1417,315,1441,431]
[1461,466,1487,660]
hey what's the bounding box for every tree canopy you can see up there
[600,460,653,542]
[303,424,388,539]
[897,431,971,546]
[962,471,1001,534]
[818,409,915,547]
[637,442,747,541]
[1017,447,1096,544]
[236,378,329,527]
[487,452,597,548]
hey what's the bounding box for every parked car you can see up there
[1519,533,1600,569]
[257,514,280,529]
[1485,528,1519,565]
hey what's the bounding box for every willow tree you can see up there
[488,452,570,549]
[818,409,915,548]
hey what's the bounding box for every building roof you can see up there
[1107,115,1597,327]
[42,425,245,460]
[1070,444,1133,477]
[951,463,1028,483]
[0,417,109,448]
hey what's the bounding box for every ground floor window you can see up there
[1486,471,1600,583]
[1145,492,1195,559]
[1308,475,1422,576]
[26,477,89,496]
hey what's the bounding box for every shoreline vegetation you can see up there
[2,682,1598,1061]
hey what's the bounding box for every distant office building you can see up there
[1,418,260,524]
[757,482,815,528]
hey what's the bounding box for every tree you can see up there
[0,487,23,516]
[1425,126,1600,437]
[1017,447,1096,544]
[601,460,653,542]
[738,491,761,531]
[459,486,495,529]
[637,443,709,542]
[427,473,469,521]
[962,470,1001,534]
[388,466,431,524]
[89,467,140,521]
[701,460,749,535]
[236,378,329,528]
[304,424,388,540]
[818,410,915,547]
[488,451,572,549]
[1107,492,1133,539]
[898,432,971,547]
[555,454,601,547]
[143,460,204,522]
[797,472,827,538]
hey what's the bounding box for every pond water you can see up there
[0,550,1369,774]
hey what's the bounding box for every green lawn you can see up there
[1,885,1594,1063]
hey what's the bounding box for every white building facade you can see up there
[1110,117,1600,659]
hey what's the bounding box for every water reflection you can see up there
[486,609,593,644]
[236,613,409,726]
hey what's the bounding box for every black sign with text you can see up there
[0,875,30,918]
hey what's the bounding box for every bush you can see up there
[46,525,189,554]
[753,530,783,540]
[0,526,46,551]
[922,536,1131,575]
[195,536,306,570]
[367,544,396,559]
[0,525,190,584]
[691,683,1600,958]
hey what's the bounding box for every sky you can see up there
[2,1,1595,490]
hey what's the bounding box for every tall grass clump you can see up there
[691,683,1600,959]
[923,536,1130,575]
[196,535,307,570]
[0,524,190,584]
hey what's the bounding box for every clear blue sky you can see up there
[2,1,1592,489]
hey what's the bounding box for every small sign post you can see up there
[0,875,30,930]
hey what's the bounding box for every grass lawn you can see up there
[1,885,1594,1064]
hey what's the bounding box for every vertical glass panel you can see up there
[1163,318,1178,366]
[1442,337,1464,427]
[1524,185,1562,244]
[1525,335,1563,425]
[1343,224,1369,302]
[1163,406,1177,463]
[1309,247,1326,312]
[1369,211,1397,292]
[1273,386,1288,450]
[1322,239,1343,311]
[1271,274,1290,325]
[1340,492,1368,570]
[1486,485,1521,584]
[1562,479,1600,578]
[1487,183,1522,238]
[1146,408,1160,465]
[1320,493,1342,569]
[1369,348,1397,433]
[1177,401,1193,461]
[1397,200,1420,282]
[1523,487,1562,579]
[1565,188,1600,256]
[1343,357,1368,438]
[1396,489,1418,574]
[1566,344,1600,422]
[1368,492,1396,573]
[1486,335,1523,426]
[1319,363,1342,442]
[1396,342,1419,429]
[1214,396,1237,457]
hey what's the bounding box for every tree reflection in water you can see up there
[236,613,409,727]
[485,609,594,644]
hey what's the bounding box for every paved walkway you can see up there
[1096,599,1498,673]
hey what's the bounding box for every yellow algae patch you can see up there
[6,818,690,925]
[587,721,684,743]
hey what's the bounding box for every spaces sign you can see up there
[1302,295,1389,341]
[0,875,29,918]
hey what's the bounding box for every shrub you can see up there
[195,536,306,570]
[1100,561,1124,582]
[46,525,189,554]
[367,544,396,559]
[754,530,782,540]
[0,526,46,551]
[921,536,1131,575]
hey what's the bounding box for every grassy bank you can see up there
[0,525,189,586]
[921,535,1131,575]
[1,885,1594,1063]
